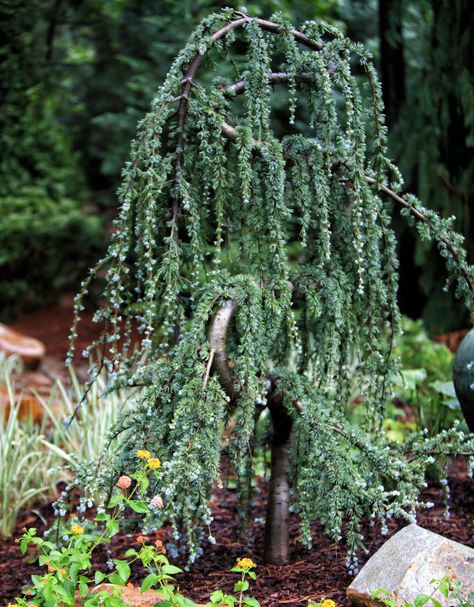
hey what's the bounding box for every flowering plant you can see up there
[10,452,196,607]
[205,558,260,607]
[308,599,336,607]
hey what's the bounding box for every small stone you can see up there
[90,584,166,607]
[347,524,474,607]
[0,323,46,369]
[76,583,205,606]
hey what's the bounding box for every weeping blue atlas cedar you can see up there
[64,9,474,567]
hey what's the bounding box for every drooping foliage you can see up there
[65,9,474,565]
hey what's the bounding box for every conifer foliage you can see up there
[68,9,474,566]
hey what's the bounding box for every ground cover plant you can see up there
[59,9,474,571]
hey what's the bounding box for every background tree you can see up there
[65,10,474,567]
[381,0,474,332]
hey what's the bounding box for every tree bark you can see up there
[208,302,294,565]
[208,299,238,404]
[379,0,406,129]
[264,392,293,565]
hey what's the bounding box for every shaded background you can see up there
[1,0,473,333]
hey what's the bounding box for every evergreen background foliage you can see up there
[1,0,473,332]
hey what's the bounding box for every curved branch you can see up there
[226,71,314,96]
[364,176,474,299]
[174,16,323,182]
[216,119,474,302]
[208,299,238,402]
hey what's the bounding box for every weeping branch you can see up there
[217,118,474,302]
[364,176,474,298]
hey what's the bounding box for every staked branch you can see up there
[207,299,238,402]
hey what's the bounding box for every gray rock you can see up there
[347,524,474,607]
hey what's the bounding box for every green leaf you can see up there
[70,563,80,584]
[108,494,124,508]
[107,596,126,607]
[79,582,89,597]
[124,548,137,558]
[95,512,108,521]
[95,571,107,585]
[108,573,125,586]
[244,598,261,607]
[371,588,390,599]
[415,594,430,607]
[210,590,224,602]
[106,519,120,536]
[439,582,450,598]
[127,500,150,514]
[141,573,159,592]
[233,580,249,592]
[140,476,150,494]
[161,564,183,575]
[114,560,131,582]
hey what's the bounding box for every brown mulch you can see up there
[0,459,472,607]
[10,295,105,362]
[2,309,473,605]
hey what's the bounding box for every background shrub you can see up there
[0,188,104,320]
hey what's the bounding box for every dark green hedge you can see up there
[0,188,105,320]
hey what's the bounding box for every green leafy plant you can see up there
[11,453,260,607]
[393,317,465,435]
[371,572,474,607]
[11,457,185,607]
[0,355,128,536]
[0,187,104,320]
[67,9,474,567]
[206,559,260,607]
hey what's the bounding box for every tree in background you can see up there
[0,0,83,198]
[0,0,104,319]
[30,0,341,203]
[379,0,474,332]
[65,10,474,567]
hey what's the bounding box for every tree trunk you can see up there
[379,0,406,129]
[264,393,293,565]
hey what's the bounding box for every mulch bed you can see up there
[3,307,473,605]
[0,458,472,607]
[10,296,108,363]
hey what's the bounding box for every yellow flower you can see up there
[236,557,256,569]
[71,524,84,536]
[321,600,336,607]
[148,457,161,469]
[137,449,150,460]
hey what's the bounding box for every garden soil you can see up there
[1,461,472,606]
[1,306,473,606]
